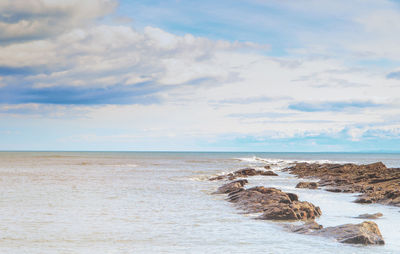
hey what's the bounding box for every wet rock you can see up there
[288,221,385,245]
[296,182,318,189]
[213,179,248,194]
[209,175,226,181]
[310,221,385,245]
[287,193,299,202]
[210,168,278,181]
[355,213,383,219]
[234,168,259,176]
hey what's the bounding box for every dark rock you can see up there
[296,182,318,189]
[287,193,298,202]
[264,165,271,169]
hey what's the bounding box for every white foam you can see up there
[236,156,339,170]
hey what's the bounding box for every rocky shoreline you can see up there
[210,164,389,245]
[285,162,400,206]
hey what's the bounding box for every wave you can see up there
[235,156,338,169]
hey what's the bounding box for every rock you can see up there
[213,179,248,194]
[296,182,318,189]
[227,186,321,220]
[209,175,226,181]
[285,221,323,234]
[258,201,322,221]
[355,213,383,219]
[311,221,385,245]
[234,168,258,176]
[354,197,373,204]
[260,170,278,176]
[264,165,271,169]
[284,162,400,207]
[210,168,278,181]
[288,221,385,245]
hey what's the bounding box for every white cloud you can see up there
[1,0,400,148]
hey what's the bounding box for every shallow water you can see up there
[0,152,399,253]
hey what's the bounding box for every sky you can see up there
[0,0,400,151]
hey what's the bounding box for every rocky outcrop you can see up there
[355,213,383,219]
[227,186,321,221]
[213,179,248,194]
[285,162,400,206]
[209,167,277,181]
[287,221,384,245]
[210,166,386,245]
[296,182,318,189]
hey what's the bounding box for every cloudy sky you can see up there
[1,0,400,151]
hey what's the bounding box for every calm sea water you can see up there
[0,152,399,254]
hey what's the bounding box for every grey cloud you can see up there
[0,0,117,44]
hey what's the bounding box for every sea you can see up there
[0,151,399,254]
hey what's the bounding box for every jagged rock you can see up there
[213,179,248,194]
[355,213,383,219]
[227,186,321,220]
[296,182,318,189]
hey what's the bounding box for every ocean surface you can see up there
[0,152,399,254]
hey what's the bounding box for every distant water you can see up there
[0,152,399,254]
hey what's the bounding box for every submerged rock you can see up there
[260,170,278,176]
[296,182,318,189]
[285,221,323,234]
[355,213,383,219]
